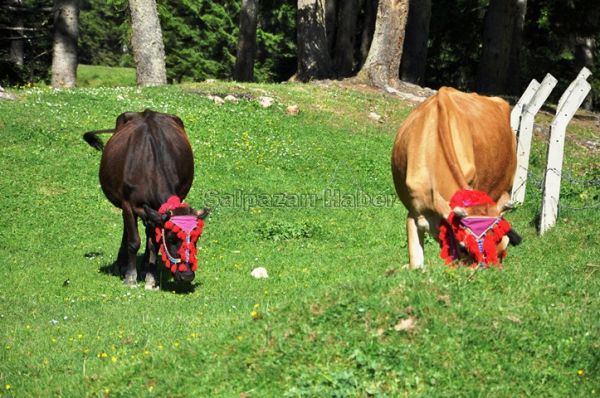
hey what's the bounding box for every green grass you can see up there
[0,81,598,397]
[77,64,136,87]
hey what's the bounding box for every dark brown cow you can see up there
[391,87,521,268]
[84,110,208,289]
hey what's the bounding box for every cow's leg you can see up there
[116,227,128,275]
[143,226,159,291]
[121,203,140,287]
[406,214,425,269]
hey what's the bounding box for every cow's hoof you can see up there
[144,280,159,291]
[124,274,138,287]
[144,273,158,291]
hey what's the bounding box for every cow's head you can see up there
[439,189,521,267]
[144,196,210,283]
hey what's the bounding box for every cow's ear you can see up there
[507,228,522,246]
[506,228,523,246]
[144,205,168,227]
[115,112,138,130]
[171,115,185,129]
[195,207,210,220]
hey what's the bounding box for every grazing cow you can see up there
[391,87,521,268]
[84,110,209,289]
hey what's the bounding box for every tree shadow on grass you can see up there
[93,253,199,294]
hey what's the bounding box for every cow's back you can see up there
[99,110,194,210]
[391,87,516,215]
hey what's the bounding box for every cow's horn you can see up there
[499,201,516,213]
[453,207,468,218]
[195,208,211,219]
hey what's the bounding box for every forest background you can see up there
[0,0,599,109]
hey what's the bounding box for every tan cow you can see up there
[391,87,521,268]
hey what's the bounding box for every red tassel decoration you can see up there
[154,197,207,276]
[483,234,498,264]
[439,221,453,264]
[438,189,514,268]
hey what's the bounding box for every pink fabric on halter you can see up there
[460,217,500,239]
[170,215,198,233]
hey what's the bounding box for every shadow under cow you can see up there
[94,253,199,293]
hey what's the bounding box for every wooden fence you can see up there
[510,67,592,235]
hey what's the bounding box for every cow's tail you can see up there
[83,129,114,151]
[437,89,470,190]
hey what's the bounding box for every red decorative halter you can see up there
[439,189,512,268]
[154,196,205,274]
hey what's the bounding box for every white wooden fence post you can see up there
[557,67,592,112]
[511,79,540,132]
[511,74,558,204]
[539,69,592,235]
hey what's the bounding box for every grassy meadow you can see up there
[0,66,599,397]
[76,64,136,88]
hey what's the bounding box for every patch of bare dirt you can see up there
[312,78,436,104]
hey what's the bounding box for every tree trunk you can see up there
[357,0,409,89]
[332,0,359,77]
[128,0,167,86]
[476,0,520,94]
[358,0,377,67]
[51,0,79,88]
[296,0,332,81]
[574,35,595,109]
[506,0,526,95]
[400,0,431,85]
[325,0,337,55]
[9,0,25,66]
[574,36,595,74]
[233,0,258,82]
